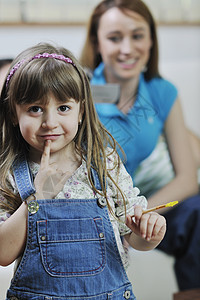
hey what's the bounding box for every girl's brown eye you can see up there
[58,105,70,112]
[28,106,42,113]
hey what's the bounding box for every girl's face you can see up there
[97,7,152,82]
[15,95,83,161]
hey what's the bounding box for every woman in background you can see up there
[80,0,200,290]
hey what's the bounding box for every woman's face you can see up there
[97,7,152,82]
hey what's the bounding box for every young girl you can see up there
[0,43,166,300]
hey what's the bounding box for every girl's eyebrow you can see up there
[31,98,76,105]
[57,98,77,104]
[65,98,76,103]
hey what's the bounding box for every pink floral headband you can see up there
[6,52,76,87]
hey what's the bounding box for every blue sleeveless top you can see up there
[92,63,178,177]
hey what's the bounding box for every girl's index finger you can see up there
[40,140,51,169]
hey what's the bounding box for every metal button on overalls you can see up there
[99,232,104,238]
[124,290,131,299]
[27,200,39,214]
[97,197,107,207]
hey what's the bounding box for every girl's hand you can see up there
[34,140,69,199]
[126,205,166,244]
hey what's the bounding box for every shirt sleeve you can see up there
[0,172,18,225]
[0,206,11,224]
[106,150,148,235]
[149,77,178,123]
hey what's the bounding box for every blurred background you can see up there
[0,0,199,137]
[0,1,199,299]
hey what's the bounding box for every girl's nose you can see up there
[41,113,58,129]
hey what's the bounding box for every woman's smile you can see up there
[117,57,138,69]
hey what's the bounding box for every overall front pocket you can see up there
[37,217,106,277]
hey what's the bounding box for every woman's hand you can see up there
[125,205,166,250]
[34,140,69,199]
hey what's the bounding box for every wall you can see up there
[157,26,200,137]
[0,25,200,136]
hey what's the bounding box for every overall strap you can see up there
[12,155,105,200]
[91,167,102,190]
[12,154,36,201]
[90,167,107,191]
[83,147,106,191]
[91,167,108,208]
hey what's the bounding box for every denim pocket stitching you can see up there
[37,217,106,277]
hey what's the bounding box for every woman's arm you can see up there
[148,98,198,213]
[188,128,200,168]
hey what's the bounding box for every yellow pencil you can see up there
[131,201,178,217]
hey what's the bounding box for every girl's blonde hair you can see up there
[0,42,126,215]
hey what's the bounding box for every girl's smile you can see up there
[15,95,83,162]
[40,134,62,141]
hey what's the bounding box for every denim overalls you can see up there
[6,156,136,300]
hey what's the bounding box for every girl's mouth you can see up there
[40,134,60,141]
